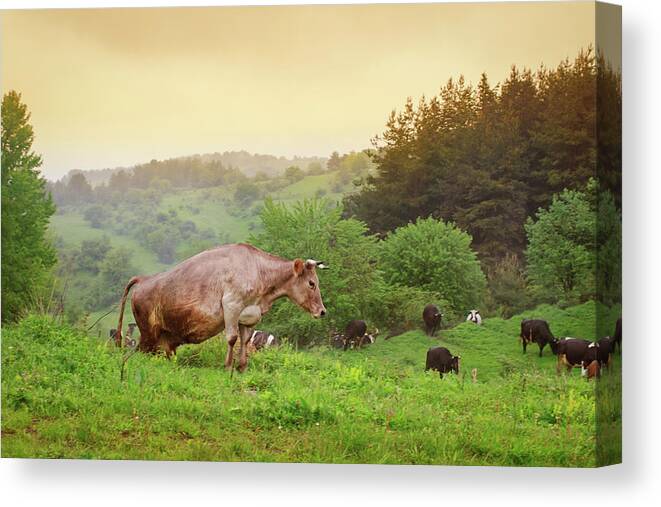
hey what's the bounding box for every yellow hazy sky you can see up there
[2,2,598,180]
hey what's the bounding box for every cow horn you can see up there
[306,258,328,269]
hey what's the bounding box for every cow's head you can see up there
[451,355,461,374]
[289,258,327,318]
[549,338,560,355]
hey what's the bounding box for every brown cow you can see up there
[115,243,327,372]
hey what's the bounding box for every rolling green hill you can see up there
[49,171,354,335]
[1,301,621,466]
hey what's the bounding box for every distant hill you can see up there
[61,151,328,186]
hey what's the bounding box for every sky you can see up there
[1,2,603,180]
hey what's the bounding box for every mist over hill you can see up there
[60,150,329,186]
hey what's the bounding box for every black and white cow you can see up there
[555,338,594,375]
[250,330,280,350]
[466,310,482,325]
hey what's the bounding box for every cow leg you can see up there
[538,342,545,357]
[222,300,243,370]
[237,325,252,372]
[225,334,238,369]
[522,339,527,354]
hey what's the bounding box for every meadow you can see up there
[1,301,621,466]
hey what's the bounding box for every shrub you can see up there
[379,217,487,315]
[250,198,379,346]
[525,179,620,306]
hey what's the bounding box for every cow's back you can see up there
[131,244,268,339]
[426,346,452,372]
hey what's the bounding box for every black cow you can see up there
[425,347,460,378]
[612,317,622,354]
[250,330,280,350]
[343,320,368,350]
[556,338,592,374]
[422,304,443,337]
[108,328,118,341]
[520,319,558,357]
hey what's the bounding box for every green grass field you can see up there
[1,301,621,466]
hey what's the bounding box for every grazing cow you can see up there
[555,338,592,374]
[520,319,558,357]
[125,323,138,348]
[359,329,379,347]
[343,319,367,350]
[250,330,280,350]
[115,243,327,372]
[425,347,460,378]
[330,334,345,349]
[466,310,482,325]
[422,304,443,337]
[612,317,622,353]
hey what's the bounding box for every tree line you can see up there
[344,48,621,272]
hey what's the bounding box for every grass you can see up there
[1,301,621,466]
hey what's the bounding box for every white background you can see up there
[1,1,658,506]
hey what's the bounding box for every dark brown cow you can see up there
[520,319,558,357]
[422,304,442,337]
[115,243,327,372]
[555,338,592,374]
[595,336,615,369]
[343,319,367,350]
[425,347,460,378]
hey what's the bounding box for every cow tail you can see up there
[115,276,141,348]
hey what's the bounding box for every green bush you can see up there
[363,279,451,333]
[525,179,621,306]
[379,217,487,315]
[250,198,379,345]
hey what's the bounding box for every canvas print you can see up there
[1,2,621,467]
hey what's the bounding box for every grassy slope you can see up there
[1,302,621,466]
[51,213,168,275]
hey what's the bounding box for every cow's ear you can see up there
[293,258,305,276]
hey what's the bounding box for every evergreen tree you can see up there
[1,91,57,321]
